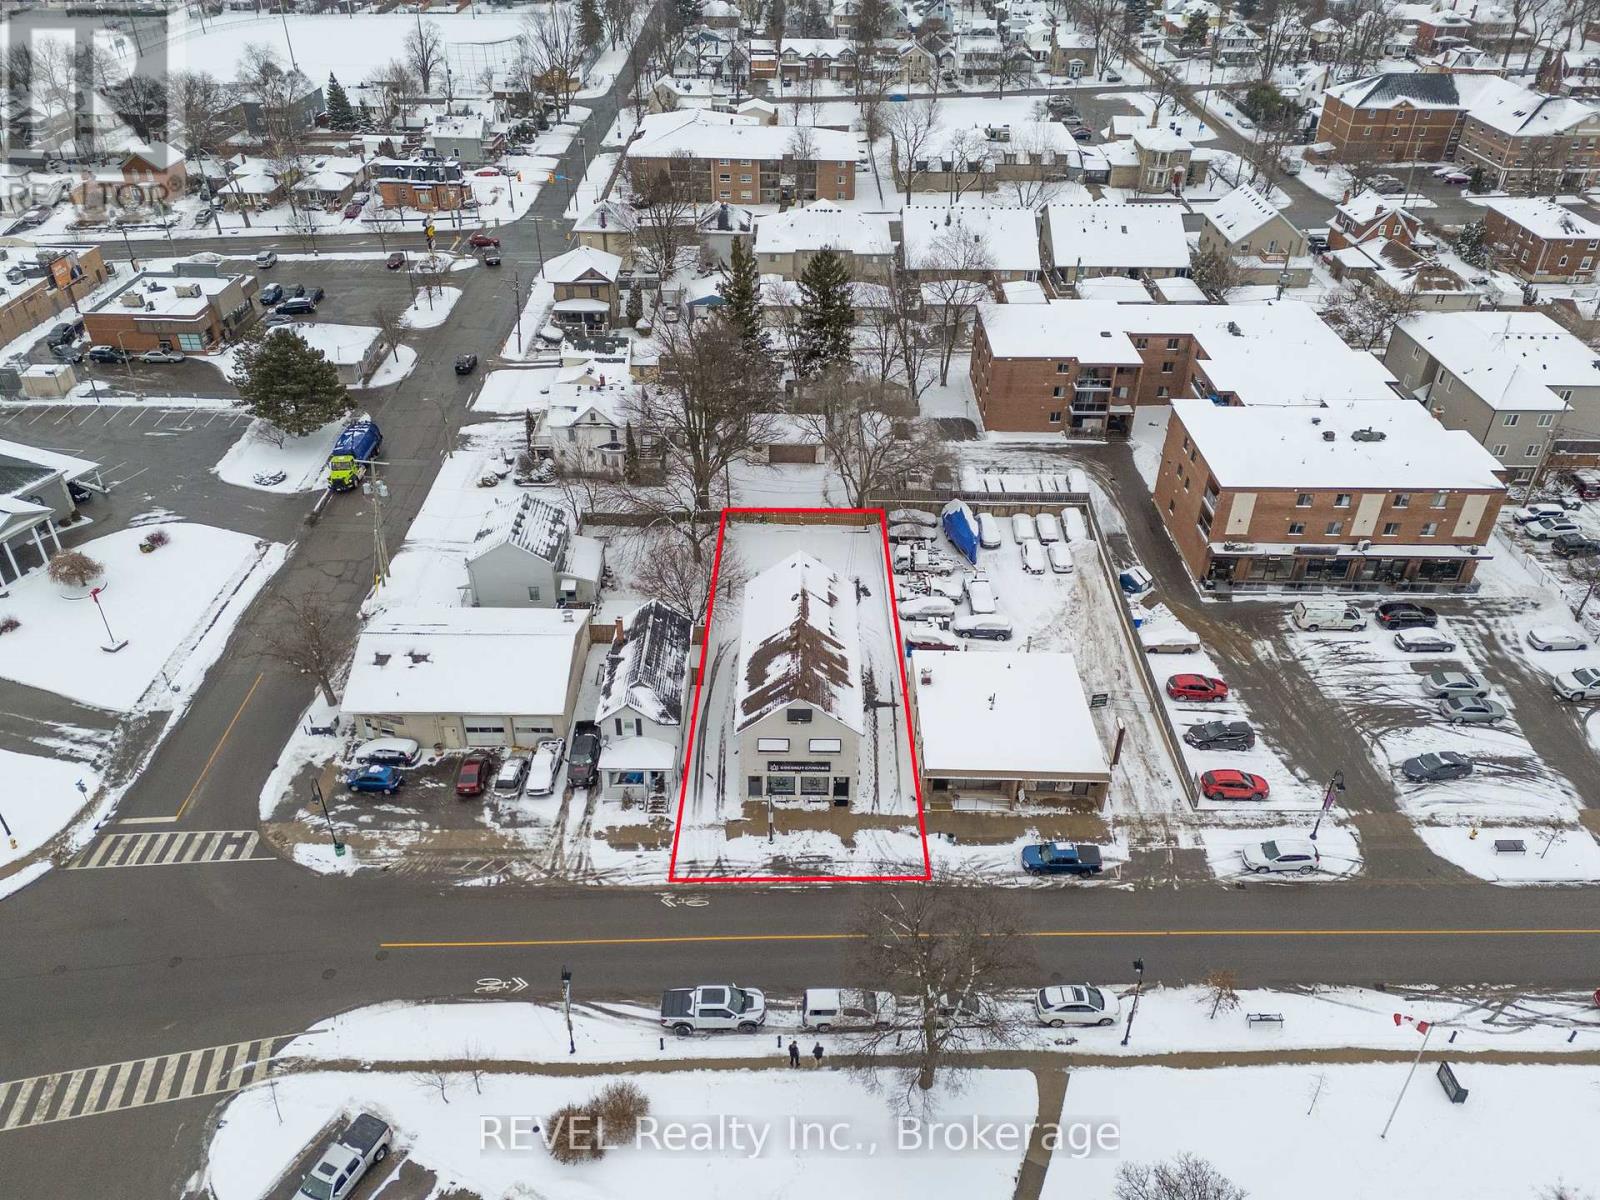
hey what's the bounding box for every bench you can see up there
[1246,1012,1284,1028]
[1492,839,1526,855]
[1436,1062,1469,1104]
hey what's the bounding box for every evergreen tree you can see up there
[233,329,353,437]
[626,285,644,326]
[795,248,854,377]
[1234,0,1259,20]
[579,0,605,50]
[1455,220,1490,268]
[719,237,766,349]
[1122,0,1149,35]
[624,421,640,482]
[325,73,355,131]
[672,0,699,33]
[1180,13,1208,51]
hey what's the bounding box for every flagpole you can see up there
[1380,1021,1433,1140]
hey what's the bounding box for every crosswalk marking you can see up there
[69,829,270,870]
[0,1037,294,1131]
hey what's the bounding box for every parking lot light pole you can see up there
[1310,769,1345,841]
[1120,958,1145,1047]
[312,778,344,857]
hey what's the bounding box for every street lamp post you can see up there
[0,807,16,850]
[1120,958,1146,1047]
[561,966,576,1054]
[1310,769,1345,841]
[312,778,345,857]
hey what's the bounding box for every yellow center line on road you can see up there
[381,928,1600,950]
[172,673,265,822]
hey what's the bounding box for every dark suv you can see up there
[1553,532,1600,559]
[568,720,602,790]
[1375,601,1438,630]
[1183,721,1256,751]
[46,320,83,347]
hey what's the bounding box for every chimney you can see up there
[612,616,626,646]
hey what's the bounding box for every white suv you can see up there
[1553,666,1600,702]
[1034,984,1120,1028]
[1241,838,1321,875]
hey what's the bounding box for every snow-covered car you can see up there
[929,574,967,602]
[1393,628,1456,653]
[1527,625,1590,652]
[1241,837,1320,875]
[899,595,956,620]
[493,755,530,793]
[977,513,1002,549]
[889,508,939,529]
[952,614,1014,640]
[1047,543,1074,574]
[1553,666,1600,702]
[1035,512,1063,543]
[1010,512,1039,542]
[965,577,997,613]
[526,739,565,795]
[903,622,961,651]
[252,469,288,487]
[1511,503,1568,526]
[353,737,422,767]
[1034,984,1119,1028]
[1422,670,1489,699]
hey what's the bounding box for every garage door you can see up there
[768,444,818,464]
[463,718,511,747]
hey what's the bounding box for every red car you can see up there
[1200,769,1270,801]
[455,749,497,797]
[468,232,500,249]
[1166,673,1229,702]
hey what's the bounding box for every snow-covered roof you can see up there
[565,535,604,587]
[597,600,693,725]
[1335,189,1409,227]
[736,552,863,734]
[0,437,100,487]
[1203,185,1289,243]
[901,204,1042,274]
[1152,276,1210,303]
[631,110,858,163]
[1131,126,1193,153]
[1464,77,1600,137]
[1399,310,1600,410]
[541,245,622,284]
[977,302,1143,363]
[1042,204,1189,270]
[912,651,1110,781]
[1169,397,1507,492]
[1325,72,1473,110]
[469,493,569,564]
[1075,275,1155,303]
[1480,196,1600,240]
[342,607,584,717]
[754,202,893,256]
[1001,279,1049,304]
[123,140,182,169]
[293,169,355,192]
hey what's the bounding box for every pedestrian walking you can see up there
[810,1041,824,1067]
[788,1039,800,1067]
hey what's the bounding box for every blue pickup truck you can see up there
[1021,842,1104,877]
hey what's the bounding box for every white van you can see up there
[977,513,1002,549]
[1011,512,1039,542]
[1291,601,1364,632]
[1061,508,1089,543]
[1021,540,1047,575]
[1035,512,1063,543]
[801,989,896,1031]
[966,577,998,613]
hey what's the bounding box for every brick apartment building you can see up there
[969,301,1399,436]
[1479,196,1600,282]
[370,158,469,212]
[1154,399,1507,593]
[1453,78,1600,191]
[627,110,857,205]
[1314,74,1469,162]
[0,246,109,348]
[83,269,258,354]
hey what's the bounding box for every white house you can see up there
[594,600,694,806]
[465,493,605,608]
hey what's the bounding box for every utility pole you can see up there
[512,269,522,352]
[561,966,576,1054]
[363,460,391,588]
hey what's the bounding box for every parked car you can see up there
[455,749,496,797]
[965,577,997,614]
[1201,769,1270,801]
[48,342,84,362]
[1566,469,1600,499]
[977,513,1002,549]
[262,312,297,327]
[455,353,479,375]
[1034,984,1119,1028]
[1020,841,1103,876]
[345,765,403,795]
[568,720,602,789]
[527,738,565,795]
[1526,517,1581,540]
[903,622,961,651]
[86,345,129,364]
[1422,670,1489,699]
[254,249,278,268]
[1527,625,1590,652]
[1069,126,1094,141]
[305,285,325,304]
[353,737,422,767]
[343,199,365,219]
[1511,503,1567,526]
[468,231,501,249]
[140,348,185,364]
[1291,601,1363,632]
[483,250,502,266]
[386,250,406,270]
[1183,720,1255,751]
[1166,673,1229,702]
[258,282,284,306]
[800,988,895,1031]
[288,283,306,298]
[900,595,956,620]
[1035,512,1063,543]
[1020,540,1047,575]
[951,614,1014,640]
[1401,751,1473,782]
[1553,666,1600,702]
[1370,173,1405,194]
[660,984,766,1035]
[1376,601,1438,630]
[1010,512,1039,542]
[493,755,530,793]
[45,320,83,347]
[297,1112,392,1200]
[1046,542,1074,573]
[1393,628,1456,653]
[1241,837,1320,875]
[1438,696,1508,724]
[1553,533,1600,559]
[277,296,317,316]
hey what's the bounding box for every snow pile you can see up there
[0,748,101,866]
[213,417,344,492]
[397,287,460,331]
[1414,824,1600,884]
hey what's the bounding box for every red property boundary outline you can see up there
[666,507,933,884]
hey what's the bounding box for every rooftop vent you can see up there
[1350,427,1387,442]
[1322,430,1337,441]
[406,650,431,664]
[1226,321,1242,336]
[372,652,392,666]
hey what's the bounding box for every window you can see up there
[1492,443,1508,457]
[1334,493,1351,508]
[740,174,751,183]
[1527,443,1540,457]
[526,586,541,602]
[1166,337,1179,350]
[719,173,731,182]
[1155,385,1169,397]
[756,737,790,752]
[1539,413,1555,426]
[766,774,797,795]
[808,738,842,753]
[800,775,830,796]
[1431,491,1448,508]
[1382,521,1401,536]
[747,775,763,797]
[1559,256,1570,268]
[785,707,812,724]
[615,717,642,736]
[1048,410,1062,423]
[1502,413,1520,427]
[1325,521,1344,536]
[1134,336,1149,348]
[1584,257,1594,270]
[1057,363,1072,373]
[1420,522,1438,537]
[177,333,206,351]
[1295,493,1313,507]
[1287,521,1306,535]
[1161,360,1175,373]
[1052,385,1065,398]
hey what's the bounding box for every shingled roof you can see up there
[735,552,863,734]
[469,494,569,564]
[597,600,693,726]
[1327,73,1465,109]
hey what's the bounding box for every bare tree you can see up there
[371,304,406,364]
[630,154,700,276]
[1564,552,1600,620]
[411,1070,451,1105]
[520,5,587,118]
[886,97,941,201]
[996,125,1071,207]
[253,591,349,706]
[405,20,446,94]
[628,527,749,623]
[1115,1154,1247,1200]
[910,223,994,384]
[47,550,104,588]
[1198,968,1241,1019]
[849,881,1034,1107]
[602,0,641,47]
[940,126,988,201]
[364,59,416,125]
[1318,277,1420,351]
[168,70,232,157]
[1188,243,1243,299]
[796,369,951,507]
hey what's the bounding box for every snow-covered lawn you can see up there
[354,344,417,389]
[1046,1063,1600,1200]
[0,748,101,869]
[1415,824,1600,884]
[205,1069,1032,1200]
[213,417,344,492]
[0,523,285,711]
[397,287,460,331]
[1198,822,1363,882]
[472,366,559,415]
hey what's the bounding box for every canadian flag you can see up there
[1393,1013,1431,1034]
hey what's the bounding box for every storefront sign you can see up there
[766,760,830,773]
